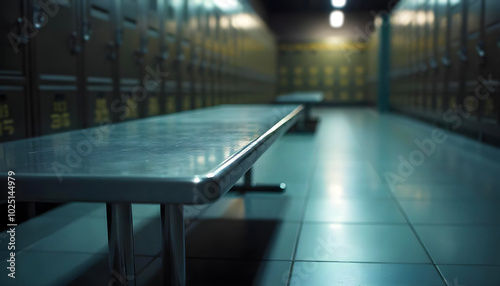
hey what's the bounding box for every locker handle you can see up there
[476,41,485,59]
[82,21,92,42]
[69,31,82,55]
[107,41,117,61]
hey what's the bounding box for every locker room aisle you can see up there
[1,107,499,285]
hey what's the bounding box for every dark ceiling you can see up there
[257,0,399,14]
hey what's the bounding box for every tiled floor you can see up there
[1,108,499,285]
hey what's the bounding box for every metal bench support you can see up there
[161,204,186,286]
[107,203,136,286]
[230,167,286,193]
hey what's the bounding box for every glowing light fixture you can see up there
[214,0,239,11]
[331,0,346,8]
[329,10,344,28]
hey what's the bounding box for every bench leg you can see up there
[161,204,186,286]
[106,203,136,286]
[230,167,287,193]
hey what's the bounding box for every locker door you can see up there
[163,0,179,114]
[32,0,81,135]
[446,0,466,113]
[463,0,485,121]
[202,1,214,107]
[1,0,27,77]
[82,0,117,127]
[434,0,450,114]
[0,0,30,142]
[118,0,142,121]
[142,0,163,117]
[189,0,205,109]
[482,0,500,125]
[425,0,438,116]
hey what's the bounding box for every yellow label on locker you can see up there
[167,97,176,113]
[294,78,303,86]
[94,98,109,123]
[309,79,318,87]
[484,98,495,116]
[51,101,70,129]
[324,67,333,75]
[340,92,349,101]
[356,79,364,86]
[148,97,160,116]
[355,66,364,74]
[0,104,9,118]
[355,92,365,101]
[280,78,288,86]
[280,67,288,74]
[0,119,15,137]
[125,98,138,119]
[183,97,191,110]
[340,66,348,75]
[309,67,318,75]
[340,79,349,87]
[324,79,333,86]
[294,67,303,75]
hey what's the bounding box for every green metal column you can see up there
[377,14,391,112]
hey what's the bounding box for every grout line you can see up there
[286,114,323,286]
[355,111,451,286]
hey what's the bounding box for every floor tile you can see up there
[415,225,500,265]
[393,184,498,201]
[187,220,299,261]
[138,257,291,286]
[290,262,445,286]
[438,265,500,286]
[308,181,391,199]
[295,223,430,263]
[304,199,406,223]
[401,200,500,224]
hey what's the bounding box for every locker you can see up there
[188,0,206,109]
[31,0,81,135]
[446,0,465,113]
[142,0,163,117]
[81,0,118,127]
[202,1,215,107]
[482,0,500,124]
[434,0,450,114]
[1,1,31,141]
[1,0,27,76]
[462,0,485,121]
[162,0,180,113]
[118,0,143,121]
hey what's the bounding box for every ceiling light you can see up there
[331,0,346,8]
[330,10,344,28]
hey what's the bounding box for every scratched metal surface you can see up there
[0,105,302,203]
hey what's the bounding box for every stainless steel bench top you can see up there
[1,105,303,204]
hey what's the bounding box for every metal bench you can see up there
[0,104,302,286]
[275,91,323,132]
